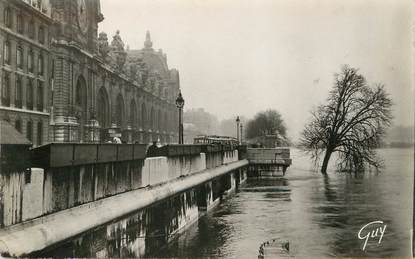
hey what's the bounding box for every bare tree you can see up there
[299,65,393,174]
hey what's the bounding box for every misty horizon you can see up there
[100,0,413,140]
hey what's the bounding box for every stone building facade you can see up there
[0,0,52,146]
[0,0,180,145]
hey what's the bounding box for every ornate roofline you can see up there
[52,39,178,105]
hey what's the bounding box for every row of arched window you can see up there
[4,6,46,44]
[123,100,172,131]
[96,88,174,132]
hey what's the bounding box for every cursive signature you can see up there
[357,220,387,251]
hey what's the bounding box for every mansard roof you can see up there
[126,49,170,79]
[97,30,179,91]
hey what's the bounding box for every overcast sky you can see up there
[100,0,413,140]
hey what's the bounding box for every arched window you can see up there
[2,72,10,107]
[37,121,42,145]
[15,75,22,108]
[26,79,33,110]
[137,102,141,127]
[97,87,109,128]
[115,94,124,128]
[75,80,83,107]
[4,7,11,28]
[130,100,137,129]
[15,119,22,133]
[26,120,33,142]
[141,103,147,129]
[3,41,10,65]
[75,76,87,126]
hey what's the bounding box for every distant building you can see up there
[183,122,201,144]
[0,0,180,146]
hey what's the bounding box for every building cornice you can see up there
[0,106,50,116]
[0,26,51,52]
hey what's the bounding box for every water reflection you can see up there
[153,148,413,258]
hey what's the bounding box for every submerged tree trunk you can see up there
[321,149,333,174]
[299,66,393,175]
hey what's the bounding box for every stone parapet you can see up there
[0,159,248,257]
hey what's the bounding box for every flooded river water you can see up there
[151,148,413,258]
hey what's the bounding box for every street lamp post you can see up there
[240,123,243,144]
[175,91,185,144]
[236,116,240,143]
